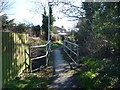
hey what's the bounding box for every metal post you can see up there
[49,41,51,51]
[46,45,48,66]
[64,40,66,53]
[70,43,72,57]
[66,41,68,54]
[48,3,50,42]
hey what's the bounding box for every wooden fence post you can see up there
[29,46,32,72]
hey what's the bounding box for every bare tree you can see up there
[29,0,48,15]
[0,0,14,13]
[53,0,85,20]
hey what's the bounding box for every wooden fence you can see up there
[2,32,29,86]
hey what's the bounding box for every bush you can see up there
[51,34,61,42]
[77,57,120,88]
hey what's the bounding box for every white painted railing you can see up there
[29,40,51,72]
[64,40,79,66]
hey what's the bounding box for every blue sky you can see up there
[7,0,41,25]
[5,0,83,30]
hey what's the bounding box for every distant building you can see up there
[53,26,66,33]
[53,26,68,36]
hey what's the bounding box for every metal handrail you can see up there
[64,45,77,56]
[64,40,78,46]
[64,40,79,66]
[30,40,51,48]
[29,40,51,72]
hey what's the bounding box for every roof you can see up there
[58,32,68,36]
[54,26,66,31]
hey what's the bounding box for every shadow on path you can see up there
[48,46,80,88]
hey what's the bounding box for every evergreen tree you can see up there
[42,7,55,40]
[42,7,48,40]
[2,14,15,30]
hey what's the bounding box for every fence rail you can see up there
[29,40,51,72]
[64,40,79,66]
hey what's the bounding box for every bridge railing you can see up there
[64,40,79,66]
[29,40,51,72]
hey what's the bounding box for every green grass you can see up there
[51,41,63,50]
[4,67,53,88]
[4,73,48,88]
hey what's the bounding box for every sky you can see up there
[4,0,83,30]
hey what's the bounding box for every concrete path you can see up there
[48,46,79,88]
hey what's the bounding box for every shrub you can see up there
[51,34,61,42]
[77,57,119,88]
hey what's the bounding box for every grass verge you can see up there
[51,41,63,50]
[4,65,53,88]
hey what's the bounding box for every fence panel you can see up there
[2,32,29,86]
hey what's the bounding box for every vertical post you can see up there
[70,43,72,57]
[0,31,2,89]
[48,41,50,51]
[0,13,2,88]
[48,0,53,66]
[48,41,51,65]
[48,3,50,42]
[77,46,79,62]
[29,46,32,72]
[48,0,53,41]
[63,40,65,46]
[46,45,48,66]
[49,41,51,51]
[66,41,67,53]
[64,40,66,53]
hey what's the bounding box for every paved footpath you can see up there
[48,46,80,88]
